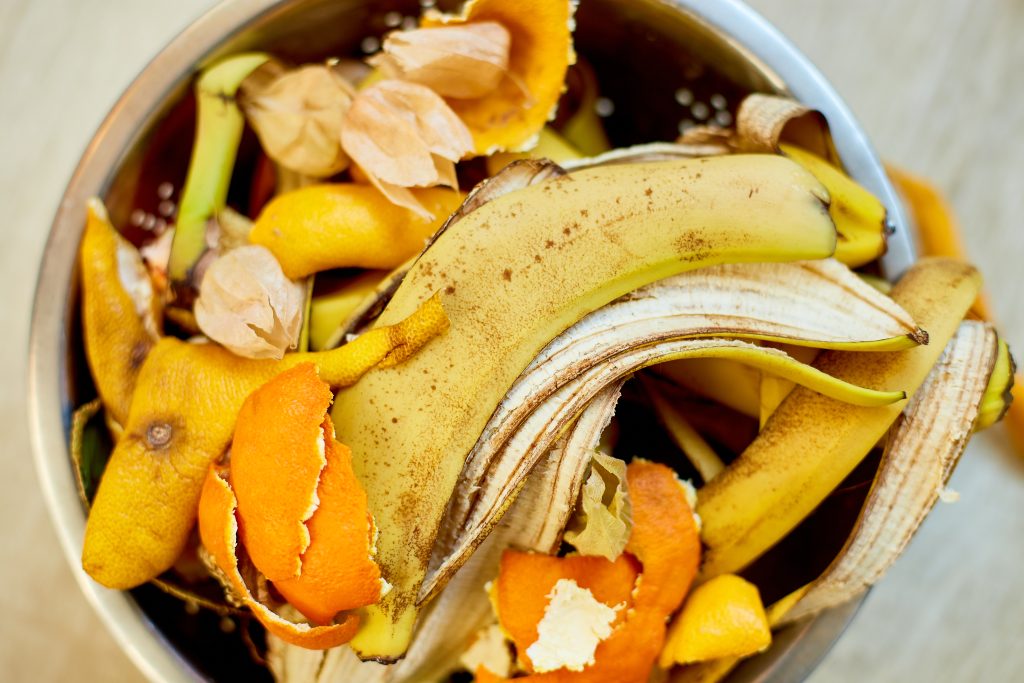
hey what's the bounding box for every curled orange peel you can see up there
[489,460,702,681]
[229,363,383,624]
[198,464,360,649]
[421,0,576,155]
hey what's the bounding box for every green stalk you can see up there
[168,52,270,290]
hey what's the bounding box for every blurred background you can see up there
[1,0,1021,680]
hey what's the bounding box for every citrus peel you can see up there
[495,551,640,672]
[488,460,702,681]
[250,183,463,279]
[660,574,771,667]
[206,363,383,627]
[197,465,361,649]
[82,295,448,590]
[80,198,161,426]
[421,0,576,154]
[230,363,335,582]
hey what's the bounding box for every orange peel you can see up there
[488,460,702,681]
[79,198,161,426]
[82,295,448,590]
[230,363,383,624]
[250,183,463,279]
[422,0,576,155]
[660,574,771,667]
[495,551,640,672]
[197,464,360,649]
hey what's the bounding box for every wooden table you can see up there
[2,0,1020,680]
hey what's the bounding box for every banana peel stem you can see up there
[168,53,271,289]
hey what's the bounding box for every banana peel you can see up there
[697,258,982,580]
[425,257,925,597]
[889,165,1023,453]
[168,52,271,296]
[678,94,888,268]
[331,154,840,659]
[426,337,907,606]
[780,320,1001,622]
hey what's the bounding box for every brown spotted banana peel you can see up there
[267,387,623,683]
[697,258,983,580]
[331,154,839,659]
[777,321,1000,624]
[422,259,923,600]
[422,336,907,606]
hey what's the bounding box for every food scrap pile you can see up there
[72,0,1021,681]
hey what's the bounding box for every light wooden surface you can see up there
[2,0,1021,680]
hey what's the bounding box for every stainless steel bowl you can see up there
[28,0,914,681]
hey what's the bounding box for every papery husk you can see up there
[241,63,356,178]
[340,80,473,218]
[421,0,576,155]
[779,320,999,623]
[562,451,633,561]
[370,22,512,99]
[265,386,622,682]
[194,245,305,359]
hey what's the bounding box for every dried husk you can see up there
[421,0,576,154]
[340,80,473,217]
[562,451,633,561]
[194,245,305,359]
[242,63,356,178]
[370,22,512,99]
[780,321,999,623]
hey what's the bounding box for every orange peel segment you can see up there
[625,459,702,614]
[230,363,334,582]
[250,183,464,279]
[197,465,359,649]
[489,460,702,682]
[888,166,991,319]
[80,198,161,426]
[228,363,383,625]
[495,551,640,672]
[422,0,576,155]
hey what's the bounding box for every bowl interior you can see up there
[35,0,895,680]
